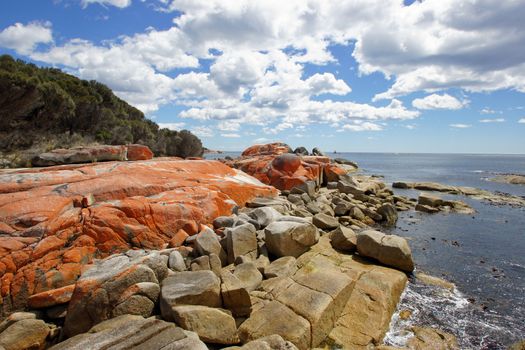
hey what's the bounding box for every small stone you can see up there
[168,250,187,272]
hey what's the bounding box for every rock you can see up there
[329,226,357,252]
[334,201,352,216]
[221,271,252,317]
[293,147,309,156]
[242,143,293,157]
[348,206,365,221]
[0,312,37,334]
[171,305,240,344]
[168,251,187,272]
[0,319,50,350]
[418,194,444,207]
[509,340,525,350]
[377,203,398,226]
[225,224,258,264]
[264,221,319,258]
[0,158,277,318]
[324,163,348,183]
[234,262,263,292]
[416,273,455,291]
[334,158,359,169]
[160,270,221,321]
[406,327,459,350]
[194,227,227,265]
[287,194,303,205]
[264,256,297,279]
[238,301,311,350]
[213,216,235,229]
[63,250,167,337]
[312,213,340,230]
[311,147,326,156]
[49,315,207,350]
[415,204,440,213]
[247,207,282,228]
[32,145,127,166]
[224,334,299,350]
[126,144,154,161]
[357,230,415,272]
[27,284,75,309]
[293,181,316,198]
[490,174,525,185]
[190,255,211,271]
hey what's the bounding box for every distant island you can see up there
[0,55,203,168]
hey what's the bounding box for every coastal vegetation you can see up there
[0,55,202,167]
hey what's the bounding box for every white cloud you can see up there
[412,94,468,110]
[340,121,383,132]
[221,133,241,138]
[405,124,416,130]
[191,126,214,137]
[481,108,501,114]
[479,118,505,123]
[157,122,186,130]
[0,22,53,55]
[450,124,472,128]
[81,0,132,8]
[518,118,525,124]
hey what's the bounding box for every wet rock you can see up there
[416,273,455,291]
[312,213,340,230]
[0,318,50,350]
[49,315,207,350]
[63,250,167,337]
[264,221,319,258]
[377,203,398,226]
[329,226,357,252]
[415,204,440,214]
[264,256,298,279]
[418,194,444,207]
[357,230,415,272]
[171,305,240,344]
[406,326,459,350]
[160,270,221,321]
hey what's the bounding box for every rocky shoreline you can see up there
[2,142,519,349]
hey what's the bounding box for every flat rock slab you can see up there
[49,314,208,350]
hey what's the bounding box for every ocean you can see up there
[206,152,525,349]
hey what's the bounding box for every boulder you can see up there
[32,145,127,167]
[160,270,221,321]
[293,147,309,156]
[406,327,459,350]
[49,315,207,350]
[242,143,292,156]
[225,224,258,264]
[377,203,398,226]
[126,144,154,161]
[264,256,297,279]
[0,319,50,350]
[171,305,240,344]
[0,312,37,334]
[264,221,319,258]
[63,250,167,337]
[168,251,187,272]
[27,285,75,309]
[194,227,227,265]
[311,147,326,156]
[329,226,357,252]
[247,207,282,228]
[234,262,263,292]
[357,230,414,272]
[0,158,277,318]
[415,204,440,213]
[418,194,444,208]
[223,334,299,350]
[220,271,252,317]
[312,213,340,230]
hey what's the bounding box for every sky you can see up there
[1,0,525,154]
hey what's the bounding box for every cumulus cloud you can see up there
[191,126,214,137]
[81,0,132,8]
[221,133,241,138]
[479,118,505,123]
[519,118,525,124]
[0,22,53,55]
[4,0,525,131]
[450,124,472,128]
[339,121,383,132]
[412,94,468,110]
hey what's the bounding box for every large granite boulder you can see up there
[32,145,127,167]
[126,144,154,161]
[0,158,277,318]
[225,224,258,264]
[264,221,319,258]
[49,315,207,350]
[160,270,221,321]
[63,250,167,337]
[0,318,51,350]
[357,230,414,272]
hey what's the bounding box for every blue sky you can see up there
[1,0,524,154]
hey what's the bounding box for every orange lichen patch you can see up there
[241,142,292,157]
[27,284,75,308]
[0,158,277,317]
[126,144,153,161]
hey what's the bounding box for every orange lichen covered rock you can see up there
[126,144,154,161]
[0,158,277,317]
[226,143,349,191]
